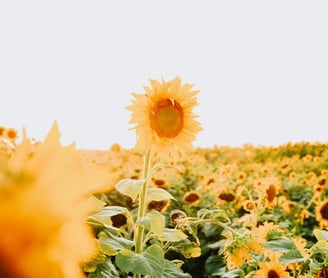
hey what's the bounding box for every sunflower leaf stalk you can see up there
[134,149,152,254]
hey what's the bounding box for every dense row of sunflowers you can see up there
[1,77,328,277]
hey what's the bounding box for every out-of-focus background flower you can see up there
[1,0,327,149]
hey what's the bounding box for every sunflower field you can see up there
[1,78,328,278]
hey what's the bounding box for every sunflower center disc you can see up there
[267,270,280,278]
[320,202,328,220]
[150,99,184,138]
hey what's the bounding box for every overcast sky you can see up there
[1,1,327,150]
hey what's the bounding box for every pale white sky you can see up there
[1,1,327,150]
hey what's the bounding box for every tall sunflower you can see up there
[127,77,202,160]
[0,122,98,278]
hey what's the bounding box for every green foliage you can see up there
[263,239,296,252]
[98,232,134,256]
[140,210,165,237]
[87,161,198,277]
[87,142,328,276]
[115,179,145,202]
[146,188,175,202]
[162,260,192,278]
[279,249,307,264]
[115,245,165,278]
[87,259,120,278]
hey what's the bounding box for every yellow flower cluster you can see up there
[88,141,328,277]
[0,126,18,142]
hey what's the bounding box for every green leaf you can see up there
[146,188,175,202]
[204,255,225,276]
[148,210,165,237]
[115,245,165,278]
[207,239,225,250]
[279,249,307,264]
[139,210,165,237]
[139,210,166,237]
[162,260,192,278]
[87,206,131,229]
[197,208,229,222]
[115,179,144,201]
[314,229,328,241]
[88,258,120,278]
[311,240,328,251]
[170,242,201,258]
[221,269,244,278]
[99,233,134,256]
[99,206,130,217]
[263,239,295,252]
[182,242,202,258]
[83,252,107,273]
[161,228,188,242]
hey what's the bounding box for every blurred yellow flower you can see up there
[5,128,18,141]
[255,177,281,207]
[127,77,202,160]
[0,122,98,278]
[242,199,255,212]
[0,126,5,138]
[217,191,236,203]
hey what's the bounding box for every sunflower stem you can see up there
[134,149,152,255]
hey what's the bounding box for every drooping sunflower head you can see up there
[223,232,260,270]
[127,77,202,160]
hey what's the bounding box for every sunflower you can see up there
[254,177,281,208]
[242,199,256,212]
[224,245,251,270]
[147,199,171,213]
[254,255,290,278]
[253,222,284,244]
[252,222,286,259]
[183,191,201,205]
[5,128,18,141]
[150,167,176,189]
[315,199,328,228]
[0,126,5,138]
[218,190,236,203]
[127,77,202,160]
[223,232,261,270]
[0,122,98,278]
[236,171,247,181]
